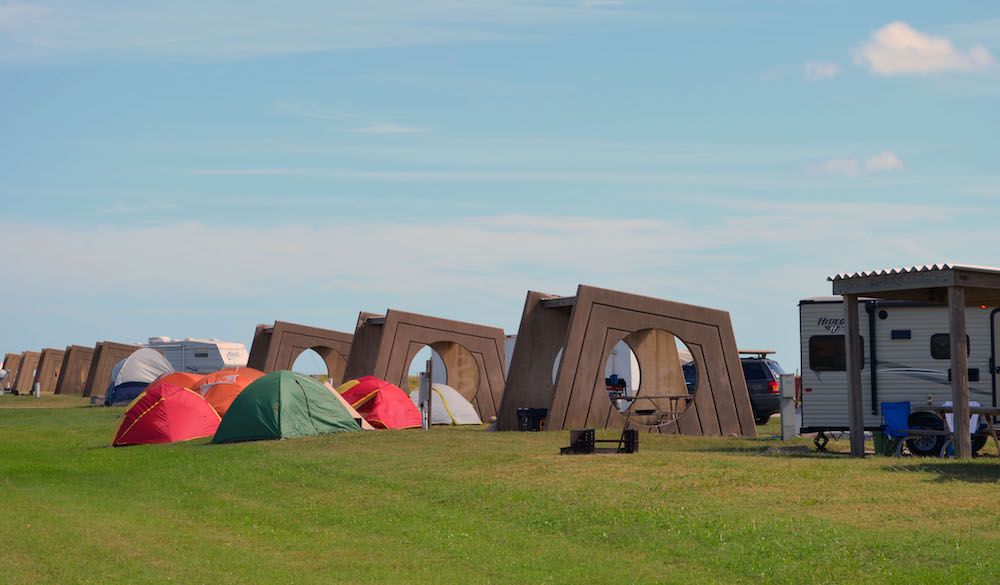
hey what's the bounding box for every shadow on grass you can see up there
[883,459,1000,482]
[695,443,849,459]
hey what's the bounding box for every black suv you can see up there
[740,353,785,425]
[682,352,785,425]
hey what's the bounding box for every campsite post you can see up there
[424,358,433,429]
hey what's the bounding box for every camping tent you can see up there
[337,376,421,430]
[112,383,221,446]
[105,348,174,406]
[409,383,482,425]
[323,382,376,431]
[192,367,265,418]
[213,370,361,443]
[148,371,202,390]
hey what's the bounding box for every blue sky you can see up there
[2,1,999,372]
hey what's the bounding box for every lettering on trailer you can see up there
[227,351,239,360]
[817,317,846,333]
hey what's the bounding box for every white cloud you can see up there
[811,150,905,177]
[0,1,651,63]
[864,150,905,173]
[854,21,996,75]
[352,122,433,135]
[0,2,49,30]
[802,61,841,82]
[0,205,964,302]
[275,102,357,121]
[817,157,861,177]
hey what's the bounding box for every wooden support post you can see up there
[843,294,865,458]
[949,286,971,458]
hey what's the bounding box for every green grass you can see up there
[1,401,998,584]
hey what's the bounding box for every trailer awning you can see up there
[830,262,1000,459]
[829,263,1000,306]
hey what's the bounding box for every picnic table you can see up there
[617,393,693,424]
[914,405,1000,455]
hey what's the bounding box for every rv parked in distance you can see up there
[143,337,249,374]
[799,297,998,434]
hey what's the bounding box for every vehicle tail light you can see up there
[768,381,780,394]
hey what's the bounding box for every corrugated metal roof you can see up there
[827,263,1000,282]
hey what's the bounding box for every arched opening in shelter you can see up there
[406,342,481,402]
[603,329,696,427]
[291,346,347,385]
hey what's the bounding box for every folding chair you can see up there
[881,401,951,458]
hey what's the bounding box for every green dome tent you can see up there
[213,370,361,443]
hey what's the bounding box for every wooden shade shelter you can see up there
[830,264,1000,458]
[247,321,353,384]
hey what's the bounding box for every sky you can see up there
[2,1,999,375]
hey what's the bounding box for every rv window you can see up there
[194,351,209,358]
[808,335,864,371]
[930,334,970,360]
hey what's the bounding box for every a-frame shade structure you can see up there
[498,285,756,436]
[33,348,66,394]
[830,263,1000,459]
[342,310,506,421]
[12,351,41,394]
[54,345,95,395]
[83,342,152,398]
[2,353,21,391]
[247,321,353,384]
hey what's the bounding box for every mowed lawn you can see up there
[1,395,999,585]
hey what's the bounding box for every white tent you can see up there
[105,348,174,405]
[409,384,482,425]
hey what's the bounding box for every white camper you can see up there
[143,337,249,374]
[799,297,998,433]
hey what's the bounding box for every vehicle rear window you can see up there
[741,362,769,381]
[765,361,785,377]
[809,335,864,371]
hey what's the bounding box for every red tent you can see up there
[337,376,421,430]
[112,383,221,446]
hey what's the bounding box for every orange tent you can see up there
[148,371,202,391]
[192,367,265,418]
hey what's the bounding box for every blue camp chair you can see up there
[881,401,950,458]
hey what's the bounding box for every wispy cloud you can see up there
[0,1,652,63]
[275,101,357,121]
[810,150,905,178]
[0,204,973,301]
[762,61,842,83]
[802,61,841,82]
[95,201,176,215]
[351,122,433,135]
[854,21,996,75]
[0,2,49,30]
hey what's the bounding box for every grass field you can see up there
[1,394,999,584]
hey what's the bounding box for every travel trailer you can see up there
[799,297,998,433]
[143,337,249,374]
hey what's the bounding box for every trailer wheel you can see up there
[905,412,947,457]
[972,434,987,455]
